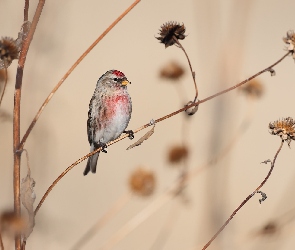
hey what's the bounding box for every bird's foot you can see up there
[94,142,108,153]
[124,130,134,140]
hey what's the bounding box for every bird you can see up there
[84,70,133,175]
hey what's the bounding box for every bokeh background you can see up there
[1,0,295,249]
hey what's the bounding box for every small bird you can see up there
[84,70,133,175]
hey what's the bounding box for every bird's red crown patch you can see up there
[113,70,125,77]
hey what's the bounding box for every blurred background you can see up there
[1,0,295,249]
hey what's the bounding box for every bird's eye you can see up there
[113,78,118,82]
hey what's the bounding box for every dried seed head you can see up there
[129,168,155,197]
[269,117,295,146]
[240,79,264,98]
[0,210,26,235]
[160,61,185,80]
[0,37,20,69]
[156,21,186,48]
[283,30,295,60]
[168,145,189,164]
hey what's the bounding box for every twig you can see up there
[69,192,131,250]
[173,36,198,101]
[19,0,141,150]
[201,140,284,250]
[24,0,29,22]
[34,51,290,216]
[0,68,8,107]
[13,1,46,249]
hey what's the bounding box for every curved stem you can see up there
[201,140,284,250]
[19,0,141,150]
[173,36,198,100]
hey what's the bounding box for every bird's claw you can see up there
[124,130,134,140]
[94,142,108,153]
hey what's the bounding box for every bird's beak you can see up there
[121,80,129,86]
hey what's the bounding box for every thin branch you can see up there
[69,192,131,250]
[0,68,8,107]
[19,0,141,150]
[14,1,46,249]
[173,36,198,101]
[201,140,284,250]
[34,51,290,216]
[24,0,29,22]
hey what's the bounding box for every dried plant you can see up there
[160,61,185,80]
[156,21,186,48]
[269,117,295,146]
[240,79,264,98]
[283,30,295,60]
[167,145,189,164]
[0,37,20,69]
[129,167,156,197]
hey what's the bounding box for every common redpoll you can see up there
[84,70,133,175]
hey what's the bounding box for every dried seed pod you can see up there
[160,61,185,80]
[129,167,155,197]
[269,117,295,146]
[168,145,189,164]
[156,21,186,48]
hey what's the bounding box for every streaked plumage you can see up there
[84,70,132,175]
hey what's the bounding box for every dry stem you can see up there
[13,1,46,249]
[34,51,290,216]
[19,0,141,150]
[201,140,284,250]
[173,36,198,101]
[0,68,8,107]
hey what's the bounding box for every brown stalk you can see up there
[173,36,198,101]
[13,0,46,249]
[34,51,290,216]
[24,0,29,22]
[0,68,8,107]
[201,140,284,250]
[19,0,141,150]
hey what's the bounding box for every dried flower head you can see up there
[240,79,264,98]
[0,210,26,235]
[160,61,185,80]
[269,117,295,146]
[0,37,20,69]
[168,145,189,164]
[156,22,186,48]
[129,168,155,196]
[283,30,295,59]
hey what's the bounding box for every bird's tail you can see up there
[83,145,100,175]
